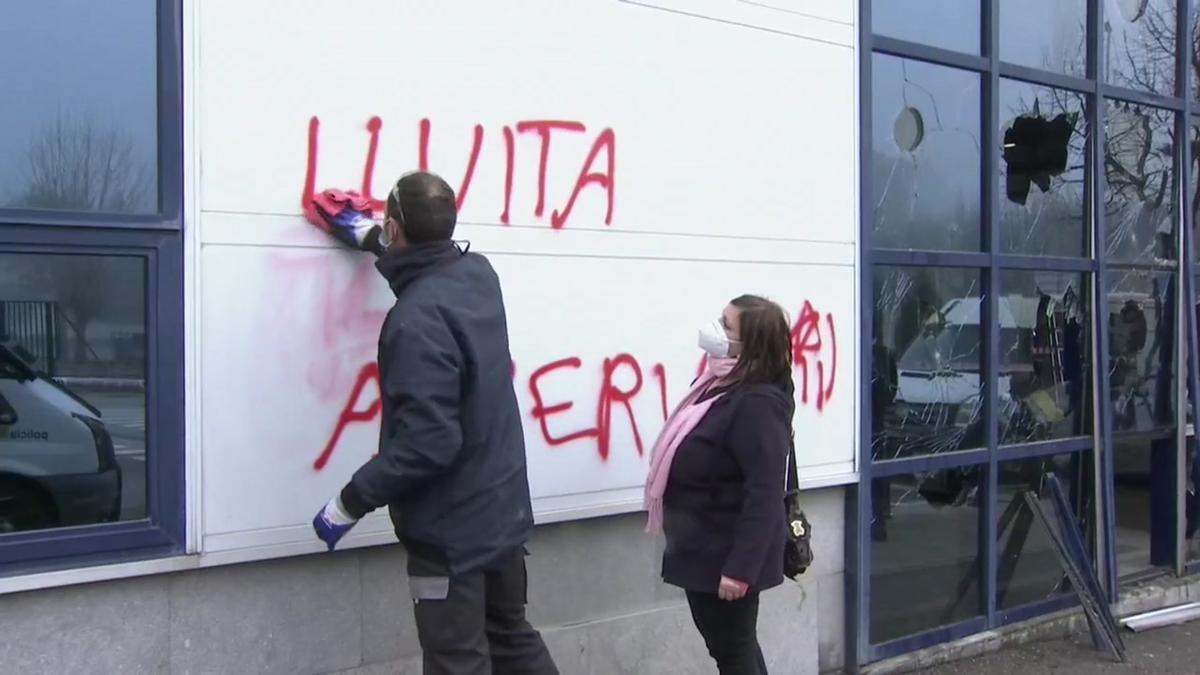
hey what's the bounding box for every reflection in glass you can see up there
[872,0,979,54]
[0,253,146,534]
[1194,3,1200,102]
[997,452,1093,610]
[1190,433,1200,562]
[1104,100,1177,265]
[872,55,982,251]
[1000,0,1086,76]
[870,470,982,643]
[998,272,1092,444]
[1114,435,1176,576]
[0,2,159,213]
[1107,269,1176,432]
[1191,123,1199,259]
[1103,0,1176,95]
[873,267,984,461]
[1000,81,1088,256]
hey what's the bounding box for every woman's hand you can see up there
[718,575,750,601]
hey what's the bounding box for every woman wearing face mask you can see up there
[644,294,794,675]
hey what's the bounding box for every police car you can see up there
[0,340,121,534]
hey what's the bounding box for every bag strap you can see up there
[785,428,800,496]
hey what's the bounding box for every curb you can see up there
[862,574,1200,674]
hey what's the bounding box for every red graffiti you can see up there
[528,357,594,446]
[302,115,616,229]
[526,354,651,460]
[791,301,837,411]
[313,362,382,471]
[310,306,836,471]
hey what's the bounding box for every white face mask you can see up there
[698,318,737,358]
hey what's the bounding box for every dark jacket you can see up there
[661,383,791,593]
[339,241,533,576]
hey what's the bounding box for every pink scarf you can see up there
[643,356,737,533]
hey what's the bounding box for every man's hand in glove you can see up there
[305,189,386,256]
[312,495,359,551]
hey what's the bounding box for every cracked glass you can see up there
[872,54,982,252]
[1104,100,1177,266]
[1103,0,1177,96]
[872,266,984,462]
[998,271,1093,445]
[1000,81,1089,257]
[1106,268,1177,432]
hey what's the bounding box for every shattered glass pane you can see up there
[1000,81,1088,257]
[996,452,1093,610]
[872,55,982,252]
[1000,0,1087,76]
[1103,0,1177,96]
[872,266,984,462]
[872,0,979,54]
[1103,100,1177,266]
[998,271,1093,445]
[1107,268,1177,432]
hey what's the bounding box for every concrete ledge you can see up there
[863,574,1200,674]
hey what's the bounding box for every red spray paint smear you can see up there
[302,115,615,229]
[312,362,382,471]
[791,301,838,411]
[312,304,837,471]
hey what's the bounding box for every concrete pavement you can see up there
[923,622,1200,674]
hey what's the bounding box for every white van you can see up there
[0,340,121,533]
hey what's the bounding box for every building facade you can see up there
[0,1,1197,674]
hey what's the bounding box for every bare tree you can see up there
[8,111,152,367]
[13,109,153,213]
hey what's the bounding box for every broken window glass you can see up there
[998,271,1093,445]
[1107,268,1177,433]
[996,451,1093,610]
[872,54,982,252]
[1103,0,1177,96]
[1000,81,1088,257]
[1000,0,1087,76]
[872,266,984,462]
[1103,100,1177,266]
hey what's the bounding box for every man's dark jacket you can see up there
[338,240,533,575]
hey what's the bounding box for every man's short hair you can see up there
[387,172,457,243]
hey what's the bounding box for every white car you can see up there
[0,341,121,533]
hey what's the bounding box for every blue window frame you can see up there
[0,0,184,574]
[854,0,1200,668]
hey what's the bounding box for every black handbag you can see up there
[783,432,813,579]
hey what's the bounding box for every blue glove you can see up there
[326,208,380,251]
[312,496,359,551]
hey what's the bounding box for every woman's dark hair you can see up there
[725,295,798,434]
[727,294,793,389]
